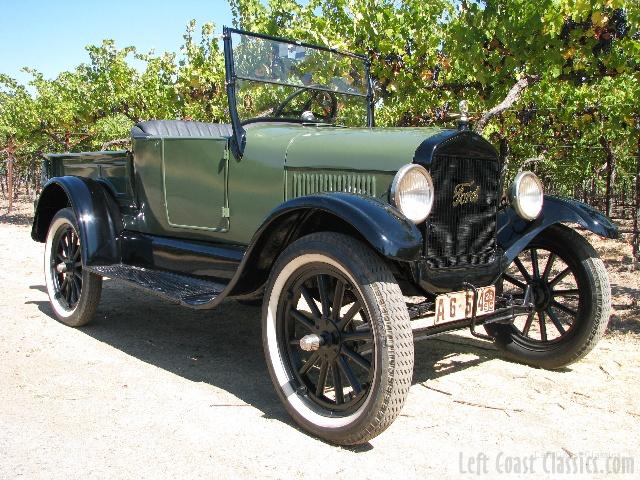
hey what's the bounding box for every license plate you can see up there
[434,286,496,324]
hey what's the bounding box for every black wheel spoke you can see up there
[341,346,371,371]
[337,301,361,331]
[542,253,556,280]
[298,351,320,376]
[338,357,362,394]
[551,300,577,317]
[64,278,73,303]
[291,309,315,330]
[56,253,65,262]
[280,265,374,414]
[315,360,329,397]
[331,361,344,404]
[73,248,80,261]
[538,311,548,342]
[513,256,532,283]
[341,329,373,343]
[531,249,540,279]
[522,311,535,336]
[72,277,82,304]
[317,275,331,318]
[553,288,579,296]
[546,307,566,335]
[300,286,322,319]
[503,273,527,291]
[549,267,571,287]
[331,280,345,321]
[59,277,69,298]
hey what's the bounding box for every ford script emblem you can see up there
[453,181,480,206]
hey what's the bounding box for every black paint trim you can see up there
[413,129,499,167]
[120,231,244,281]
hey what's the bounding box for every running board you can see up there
[88,264,227,308]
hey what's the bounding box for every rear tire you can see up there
[262,232,414,445]
[44,208,102,327]
[486,224,611,369]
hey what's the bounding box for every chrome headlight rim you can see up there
[390,164,435,224]
[509,171,544,221]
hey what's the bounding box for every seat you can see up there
[131,120,233,139]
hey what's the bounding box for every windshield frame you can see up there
[222,26,374,158]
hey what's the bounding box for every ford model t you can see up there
[31,28,617,444]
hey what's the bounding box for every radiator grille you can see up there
[291,171,376,198]
[425,155,500,268]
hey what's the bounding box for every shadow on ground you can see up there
[0,212,33,226]
[28,279,502,430]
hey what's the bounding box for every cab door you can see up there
[162,138,229,232]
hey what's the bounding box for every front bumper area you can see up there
[408,292,534,340]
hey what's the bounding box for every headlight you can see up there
[390,164,434,223]
[509,171,544,220]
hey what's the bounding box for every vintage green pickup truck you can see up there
[32,28,618,445]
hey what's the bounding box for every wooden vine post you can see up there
[6,137,15,214]
[633,135,640,269]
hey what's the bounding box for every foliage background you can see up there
[0,0,638,215]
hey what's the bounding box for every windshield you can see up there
[228,29,371,127]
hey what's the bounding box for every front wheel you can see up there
[486,224,611,369]
[262,233,414,445]
[44,208,103,327]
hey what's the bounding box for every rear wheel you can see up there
[262,233,414,445]
[44,208,102,327]
[486,224,611,369]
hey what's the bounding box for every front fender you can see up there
[32,176,123,266]
[227,192,423,297]
[266,192,424,261]
[498,195,618,264]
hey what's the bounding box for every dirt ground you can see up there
[1,196,639,479]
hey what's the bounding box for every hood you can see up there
[285,126,447,172]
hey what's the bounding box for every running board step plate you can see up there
[89,264,226,307]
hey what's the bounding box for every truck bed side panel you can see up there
[48,151,135,209]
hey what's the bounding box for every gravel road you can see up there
[1,211,638,479]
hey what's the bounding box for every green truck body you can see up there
[32,27,618,445]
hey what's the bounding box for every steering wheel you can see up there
[273,86,338,123]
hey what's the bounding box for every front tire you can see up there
[262,233,414,445]
[486,224,611,369]
[44,208,102,327]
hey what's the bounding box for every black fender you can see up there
[227,192,423,297]
[498,195,618,265]
[31,176,123,266]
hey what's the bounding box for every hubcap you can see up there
[299,333,324,351]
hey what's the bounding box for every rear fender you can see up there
[498,195,618,265]
[32,176,123,266]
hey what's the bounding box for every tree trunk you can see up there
[474,74,540,134]
[6,138,15,214]
[599,136,615,217]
